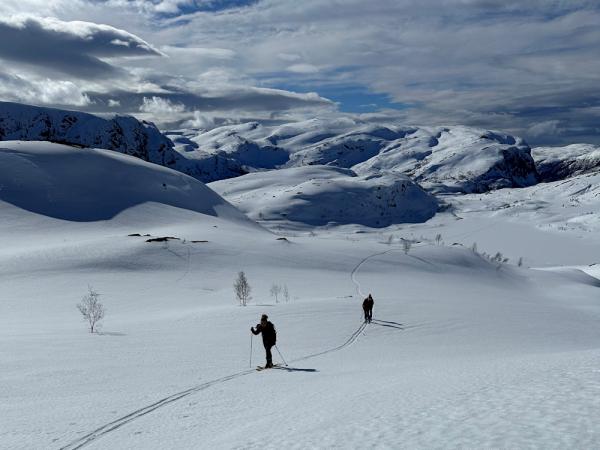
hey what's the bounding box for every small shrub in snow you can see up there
[518,257,523,267]
[283,285,290,303]
[76,286,105,333]
[234,271,252,306]
[471,242,478,254]
[402,239,412,254]
[270,283,282,303]
[491,252,509,270]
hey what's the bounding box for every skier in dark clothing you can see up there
[251,314,277,368]
[362,294,374,323]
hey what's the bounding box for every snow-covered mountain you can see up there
[5,102,588,198]
[5,102,600,199]
[165,122,289,183]
[0,101,268,185]
[532,144,600,182]
[0,101,180,168]
[172,119,539,193]
[210,165,438,228]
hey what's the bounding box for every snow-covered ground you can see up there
[3,141,600,449]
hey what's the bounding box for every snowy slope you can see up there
[3,216,600,449]
[449,171,600,237]
[210,165,438,228]
[0,141,251,224]
[532,143,600,181]
[391,168,600,269]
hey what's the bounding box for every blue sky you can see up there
[0,0,599,144]
[276,84,409,114]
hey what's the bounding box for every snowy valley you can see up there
[2,104,600,449]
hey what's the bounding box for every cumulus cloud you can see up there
[183,110,215,129]
[140,95,185,115]
[0,71,90,106]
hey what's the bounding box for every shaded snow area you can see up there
[210,165,438,228]
[0,141,251,223]
[532,144,600,182]
[3,141,600,449]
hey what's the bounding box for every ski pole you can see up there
[274,345,288,366]
[249,334,253,368]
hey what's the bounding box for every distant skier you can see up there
[363,294,374,323]
[251,314,277,368]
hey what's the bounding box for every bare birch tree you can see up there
[270,284,282,303]
[283,285,290,303]
[234,271,252,306]
[76,286,105,333]
[402,239,412,254]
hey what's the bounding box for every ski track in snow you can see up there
[351,249,399,298]
[58,370,256,450]
[59,321,369,450]
[57,249,386,450]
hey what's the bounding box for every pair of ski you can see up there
[256,364,283,371]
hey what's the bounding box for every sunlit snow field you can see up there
[2,142,600,449]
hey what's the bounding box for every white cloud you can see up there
[0,72,90,106]
[287,64,320,74]
[0,1,599,143]
[140,96,186,115]
[104,0,202,15]
[160,45,236,60]
[528,120,562,138]
[183,110,215,129]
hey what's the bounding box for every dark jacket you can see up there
[363,297,374,311]
[252,321,276,347]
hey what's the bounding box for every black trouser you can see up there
[364,309,372,322]
[264,344,273,367]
